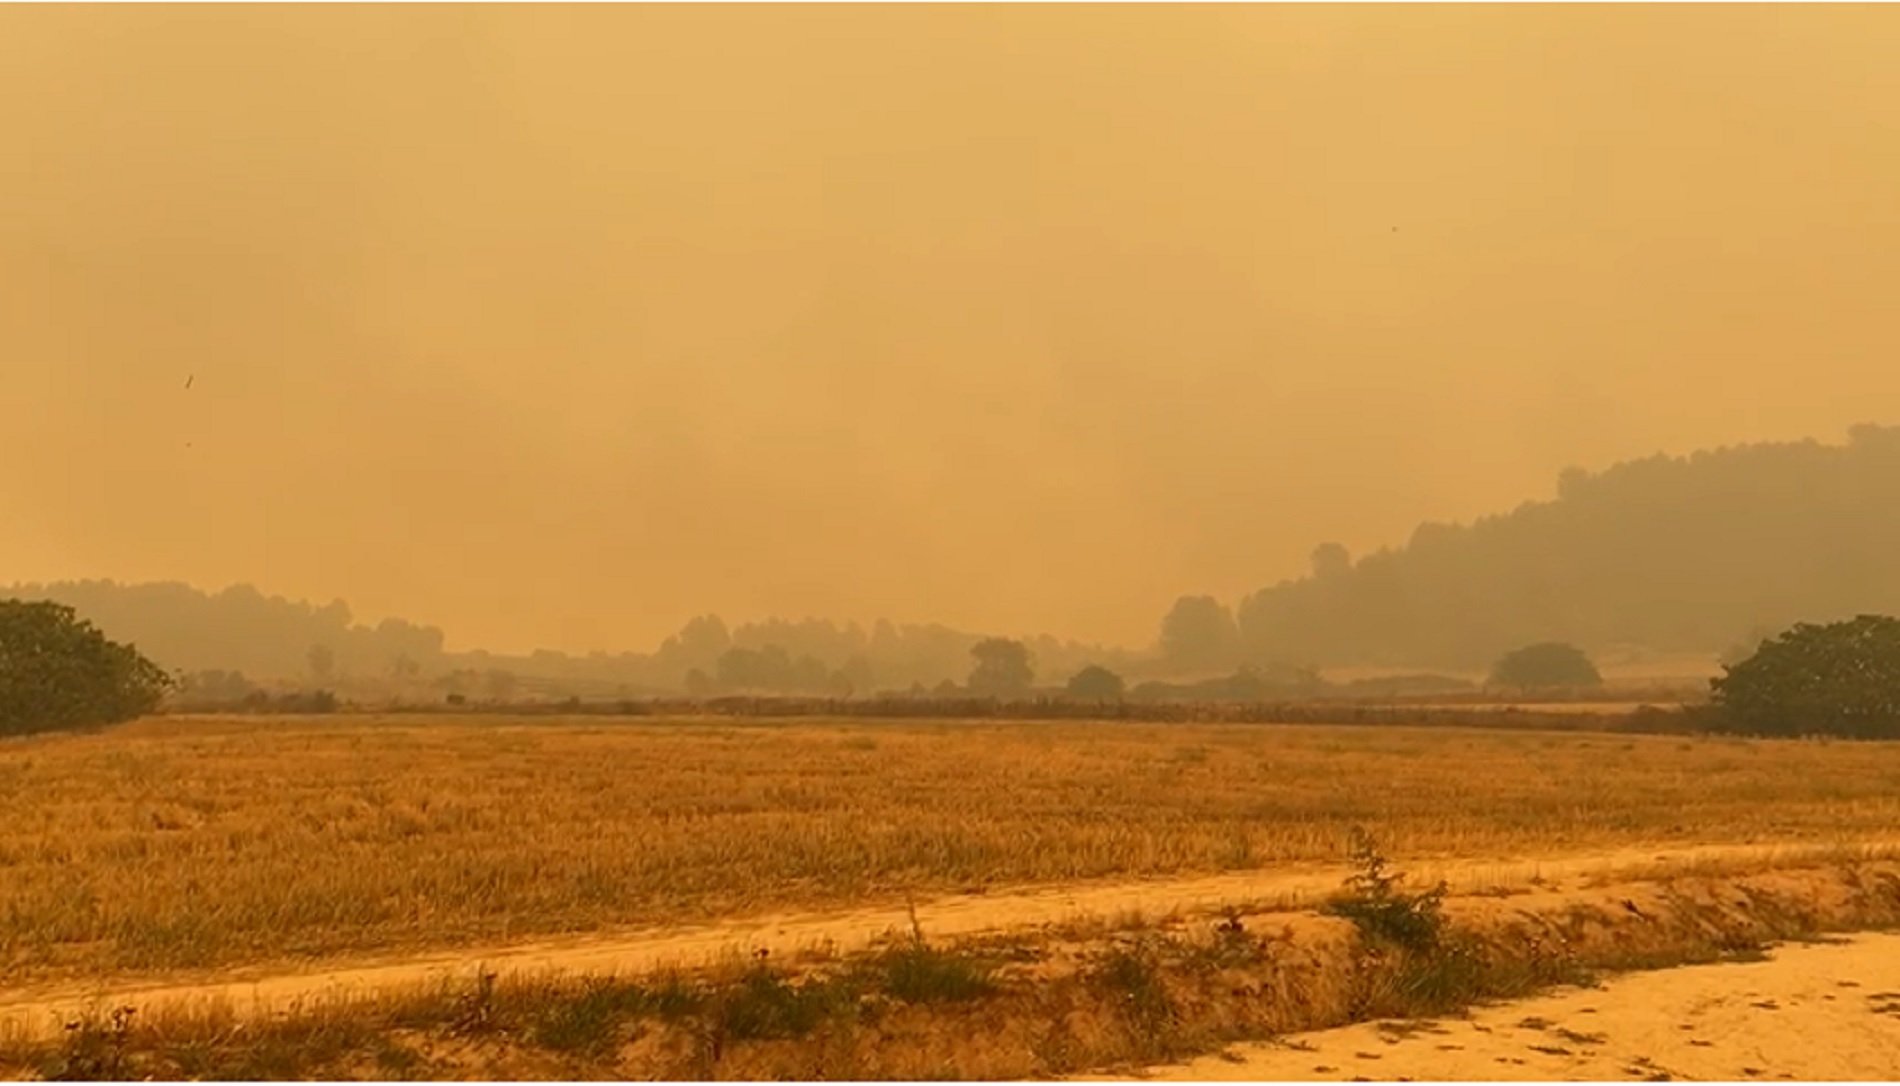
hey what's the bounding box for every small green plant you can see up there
[712,961,853,1042]
[529,978,648,1054]
[872,926,997,1004]
[1324,827,1449,953]
[644,969,702,1022]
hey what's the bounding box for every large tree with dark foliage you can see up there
[1488,642,1603,691]
[0,599,171,736]
[1065,664,1126,701]
[1712,615,1900,738]
[1157,595,1242,673]
[967,637,1035,696]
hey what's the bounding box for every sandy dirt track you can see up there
[1138,930,1900,1081]
[1,838,1892,1039]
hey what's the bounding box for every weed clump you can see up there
[1324,827,1449,952]
[529,978,654,1054]
[873,938,997,1004]
[42,1006,137,1082]
[1088,939,1180,1059]
[711,962,854,1042]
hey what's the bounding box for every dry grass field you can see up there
[6,713,1900,986]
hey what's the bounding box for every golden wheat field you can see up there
[5,713,1900,985]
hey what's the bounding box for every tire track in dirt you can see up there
[2,838,1893,1039]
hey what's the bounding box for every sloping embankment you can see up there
[1143,930,1900,1081]
[5,859,1899,1079]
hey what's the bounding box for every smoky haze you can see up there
[6,6,1900,656]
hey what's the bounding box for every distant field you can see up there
[5,713,1900,983]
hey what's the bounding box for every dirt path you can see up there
[1140,931,1900,1081]
[1,838,1891,1040]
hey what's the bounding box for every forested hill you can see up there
[1234,424,1900,669]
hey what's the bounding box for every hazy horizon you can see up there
[9,6,1900,655]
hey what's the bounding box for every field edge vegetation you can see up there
[9,851,1900,1082]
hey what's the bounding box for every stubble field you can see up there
[6,713,1900,986]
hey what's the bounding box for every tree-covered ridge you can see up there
[1236,424,1900,668]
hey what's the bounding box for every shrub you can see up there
[1712,614,1900,737]
[1088,940,1178,1056]
[873,939,996,1004]
[1064,665,1126,702]
[710,963,851,1042]
[0,600,171,736]
[1487,642,1602,691]
[1324,827,1448,953]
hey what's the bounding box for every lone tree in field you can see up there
[967,637,1034,697]
[1157,595,1242,673]
[0,599,171,736]
[1487,641,1602,691]
[1065,664,1125,702]
[1712,614,1900,738]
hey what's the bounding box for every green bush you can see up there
[1324,827,1449,953]
[1065,664,1126,702]
[0,600,171,736]
[1488,642,1602,691]
[1712,614,1900,737]
[873,939,996,1004]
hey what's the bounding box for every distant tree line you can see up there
[0,581,1150,699]
[16,426,1900,700]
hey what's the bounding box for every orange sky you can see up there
[5,6,1900,654]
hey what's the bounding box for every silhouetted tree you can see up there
[0,600,172,735]
[1310,542,1352,579]
[967,637,1034,696]
[1712,615,1900,737]
[824,668,856,698]
[1065,664,1125,701]
[1158,595,1241,672]
[654,613,731,684]
[714,646,773,691]
[1488,642,1603,691]
[307,643,335,683]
